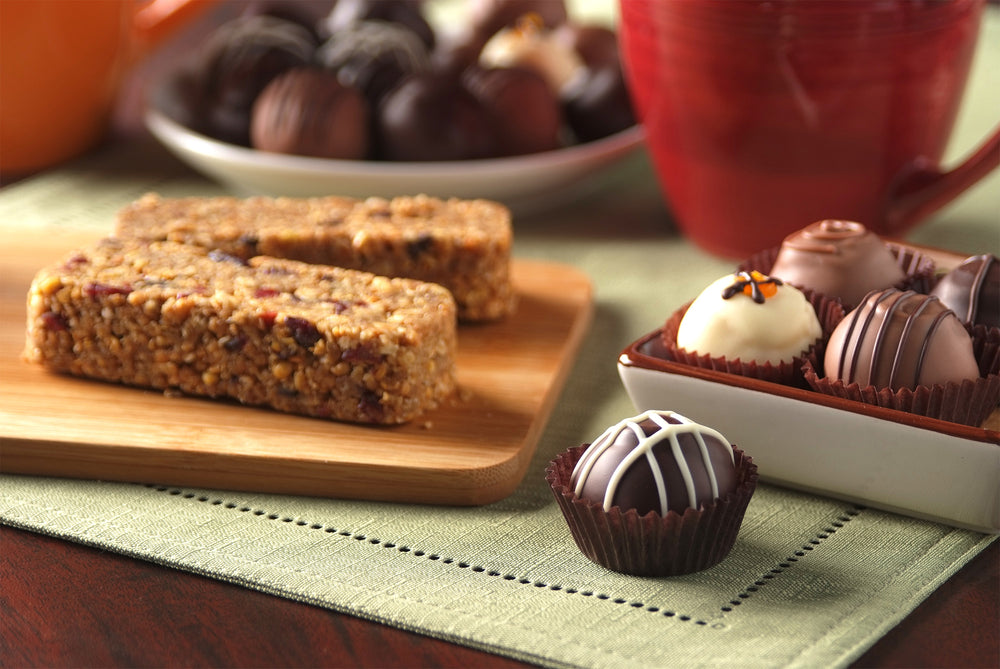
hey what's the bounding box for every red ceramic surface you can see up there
[618,0,999,258]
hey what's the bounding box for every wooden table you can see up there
[0,524,996,667]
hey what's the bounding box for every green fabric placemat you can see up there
[2,11,998,665]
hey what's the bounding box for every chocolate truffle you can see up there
[316,19,430,104]
[561,63,635,143]
[769,220,906,307]
[553,23,620,69]
[478,14,583,94]
[824,289,980,390]
[930,254,1000,329]
[676,271,823,364]
[320,0,435,49]
[196,16,317,146]
[250,68,369,160]
[375,72,497,161]
[571,410,738,516]
[463,65,563,156]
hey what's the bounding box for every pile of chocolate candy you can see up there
[164,0,635,161]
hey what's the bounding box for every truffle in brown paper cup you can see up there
[661,288,844,389]
[803,324,1000,428]
[546,445,758,577]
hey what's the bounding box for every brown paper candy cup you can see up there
[803,325,1000,428]
[546,445,758,577]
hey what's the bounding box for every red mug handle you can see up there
[884,124,1000,234]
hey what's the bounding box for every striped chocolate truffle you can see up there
[930,254,999,329]
[823,289,979,390]
[570,411,737,516]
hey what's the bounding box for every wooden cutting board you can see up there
[0,229,593,505]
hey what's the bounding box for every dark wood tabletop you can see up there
[0,524,996,667]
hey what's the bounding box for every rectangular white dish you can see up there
[618,330,999,533]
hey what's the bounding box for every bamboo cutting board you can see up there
[0,229,593,505]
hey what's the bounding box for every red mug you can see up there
[618,0,1000,258]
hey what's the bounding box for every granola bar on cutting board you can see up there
[115,193,516,322]
[23,238,457,424]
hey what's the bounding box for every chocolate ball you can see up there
[464,66,562,156]
[930,254,1000,329]
[197,16,317,146]
[317,20,430,104]
[561,63,635,142]
[375,72,497,161]
[240,0,335,38]
[250,68,369,160]
[824,289,980,390]
[321,0,435,49]
[769,220,906,307]
[570,410,738,516]
[553,23,620,69]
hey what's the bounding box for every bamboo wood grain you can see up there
[0,229,594,505]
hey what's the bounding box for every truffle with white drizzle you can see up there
[570,410,738,516]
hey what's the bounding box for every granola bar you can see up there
[24,238,457,424]
[115,193,516,322]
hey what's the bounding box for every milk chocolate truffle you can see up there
[930,254,1000,329]
[463,66,563,156]
[769,220,906,307]
[375,73,497,161]
[196,16,317,146]
[250,68,369,160]
[317,20,430,104]
[571,411,738,516]
[824,289,980,390]
[676,271,823,364]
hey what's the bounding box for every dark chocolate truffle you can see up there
[321,0,435,49]
[824,289,980,390]
[375,73,497,161]
[464,65,563,156]
[769,220,906,307]
[570,410,738,516]
[316,19,430,104]
[561,63,635,142]
[553,23,620,69]
[930,254,1000,329]
[250,68,369,160]
[196,16,317,146]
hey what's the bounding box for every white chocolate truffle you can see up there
[676,271,822,364]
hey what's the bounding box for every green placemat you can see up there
[2,10,998,666]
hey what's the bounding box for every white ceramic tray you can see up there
[618,330,999,533]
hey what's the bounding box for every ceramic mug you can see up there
[0,0,212,177]
[618,0,1000,258]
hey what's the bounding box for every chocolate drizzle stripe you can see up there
[646,449,669,517]
[967,254,992,324]
[915,308,950,388]
[890,295,926,388]
[869,291,904,387]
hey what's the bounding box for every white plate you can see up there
[145,100,646,214]
[618,331,1000,534]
